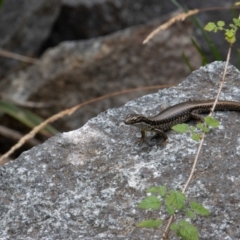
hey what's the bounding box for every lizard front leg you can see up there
[190,110,204,122]
[153,128,168,145]
[137,130,146,145]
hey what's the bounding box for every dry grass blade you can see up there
[143,9,199,44]
[0,125,40,146]
[0,48,38,64]
[0,84,174,164]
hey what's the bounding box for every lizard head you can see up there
[124,114,147,125]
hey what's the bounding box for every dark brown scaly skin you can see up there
[124,100,240,145]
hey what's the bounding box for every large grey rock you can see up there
[50,0,235,43]
[1,62,240,239]
[45,0,237,65]
[0,16,200,130]
[0,0,61,77]
[47,0,175,46]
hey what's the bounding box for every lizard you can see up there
[124,99,240,144]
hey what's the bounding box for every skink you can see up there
[124,99,240,144]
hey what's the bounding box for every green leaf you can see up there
[190,201,210,216]
[172,123,188,133]
[225,29,236,44]
[192,133,201,141]
[225,34,236,44]
[137,196,161,210]
[233,18,240,27]
[136,219,162,228]
[225,29,235,38]
[186,210,195,219]
[165,190,186,213]
[204,22,217,32]
[202,126,210,133]
[0,0,4,7]
[204,116,219,128]
[231,24,238,31]
[173,220,199,240]
[146,186,166,197]
[229,23,236,29]
[166,203,175,215]
[217,21,225,27]
[196,123,204,129]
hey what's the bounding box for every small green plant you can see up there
[0,100,58,136]
[204,18,240,44]
[172,116,219,141]
[136,186,210,240]
[137,2,239,239]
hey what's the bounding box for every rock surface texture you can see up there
[1,62,240,239]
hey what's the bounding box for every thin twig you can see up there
[183,40,232,193]
[0,48,38,64]
[0,84,175,164]
[209,48,232,115]
[161,215,174,240]
[182,134,206,194]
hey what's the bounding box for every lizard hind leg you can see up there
[190,110,205,122]
[153,128,168,146]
